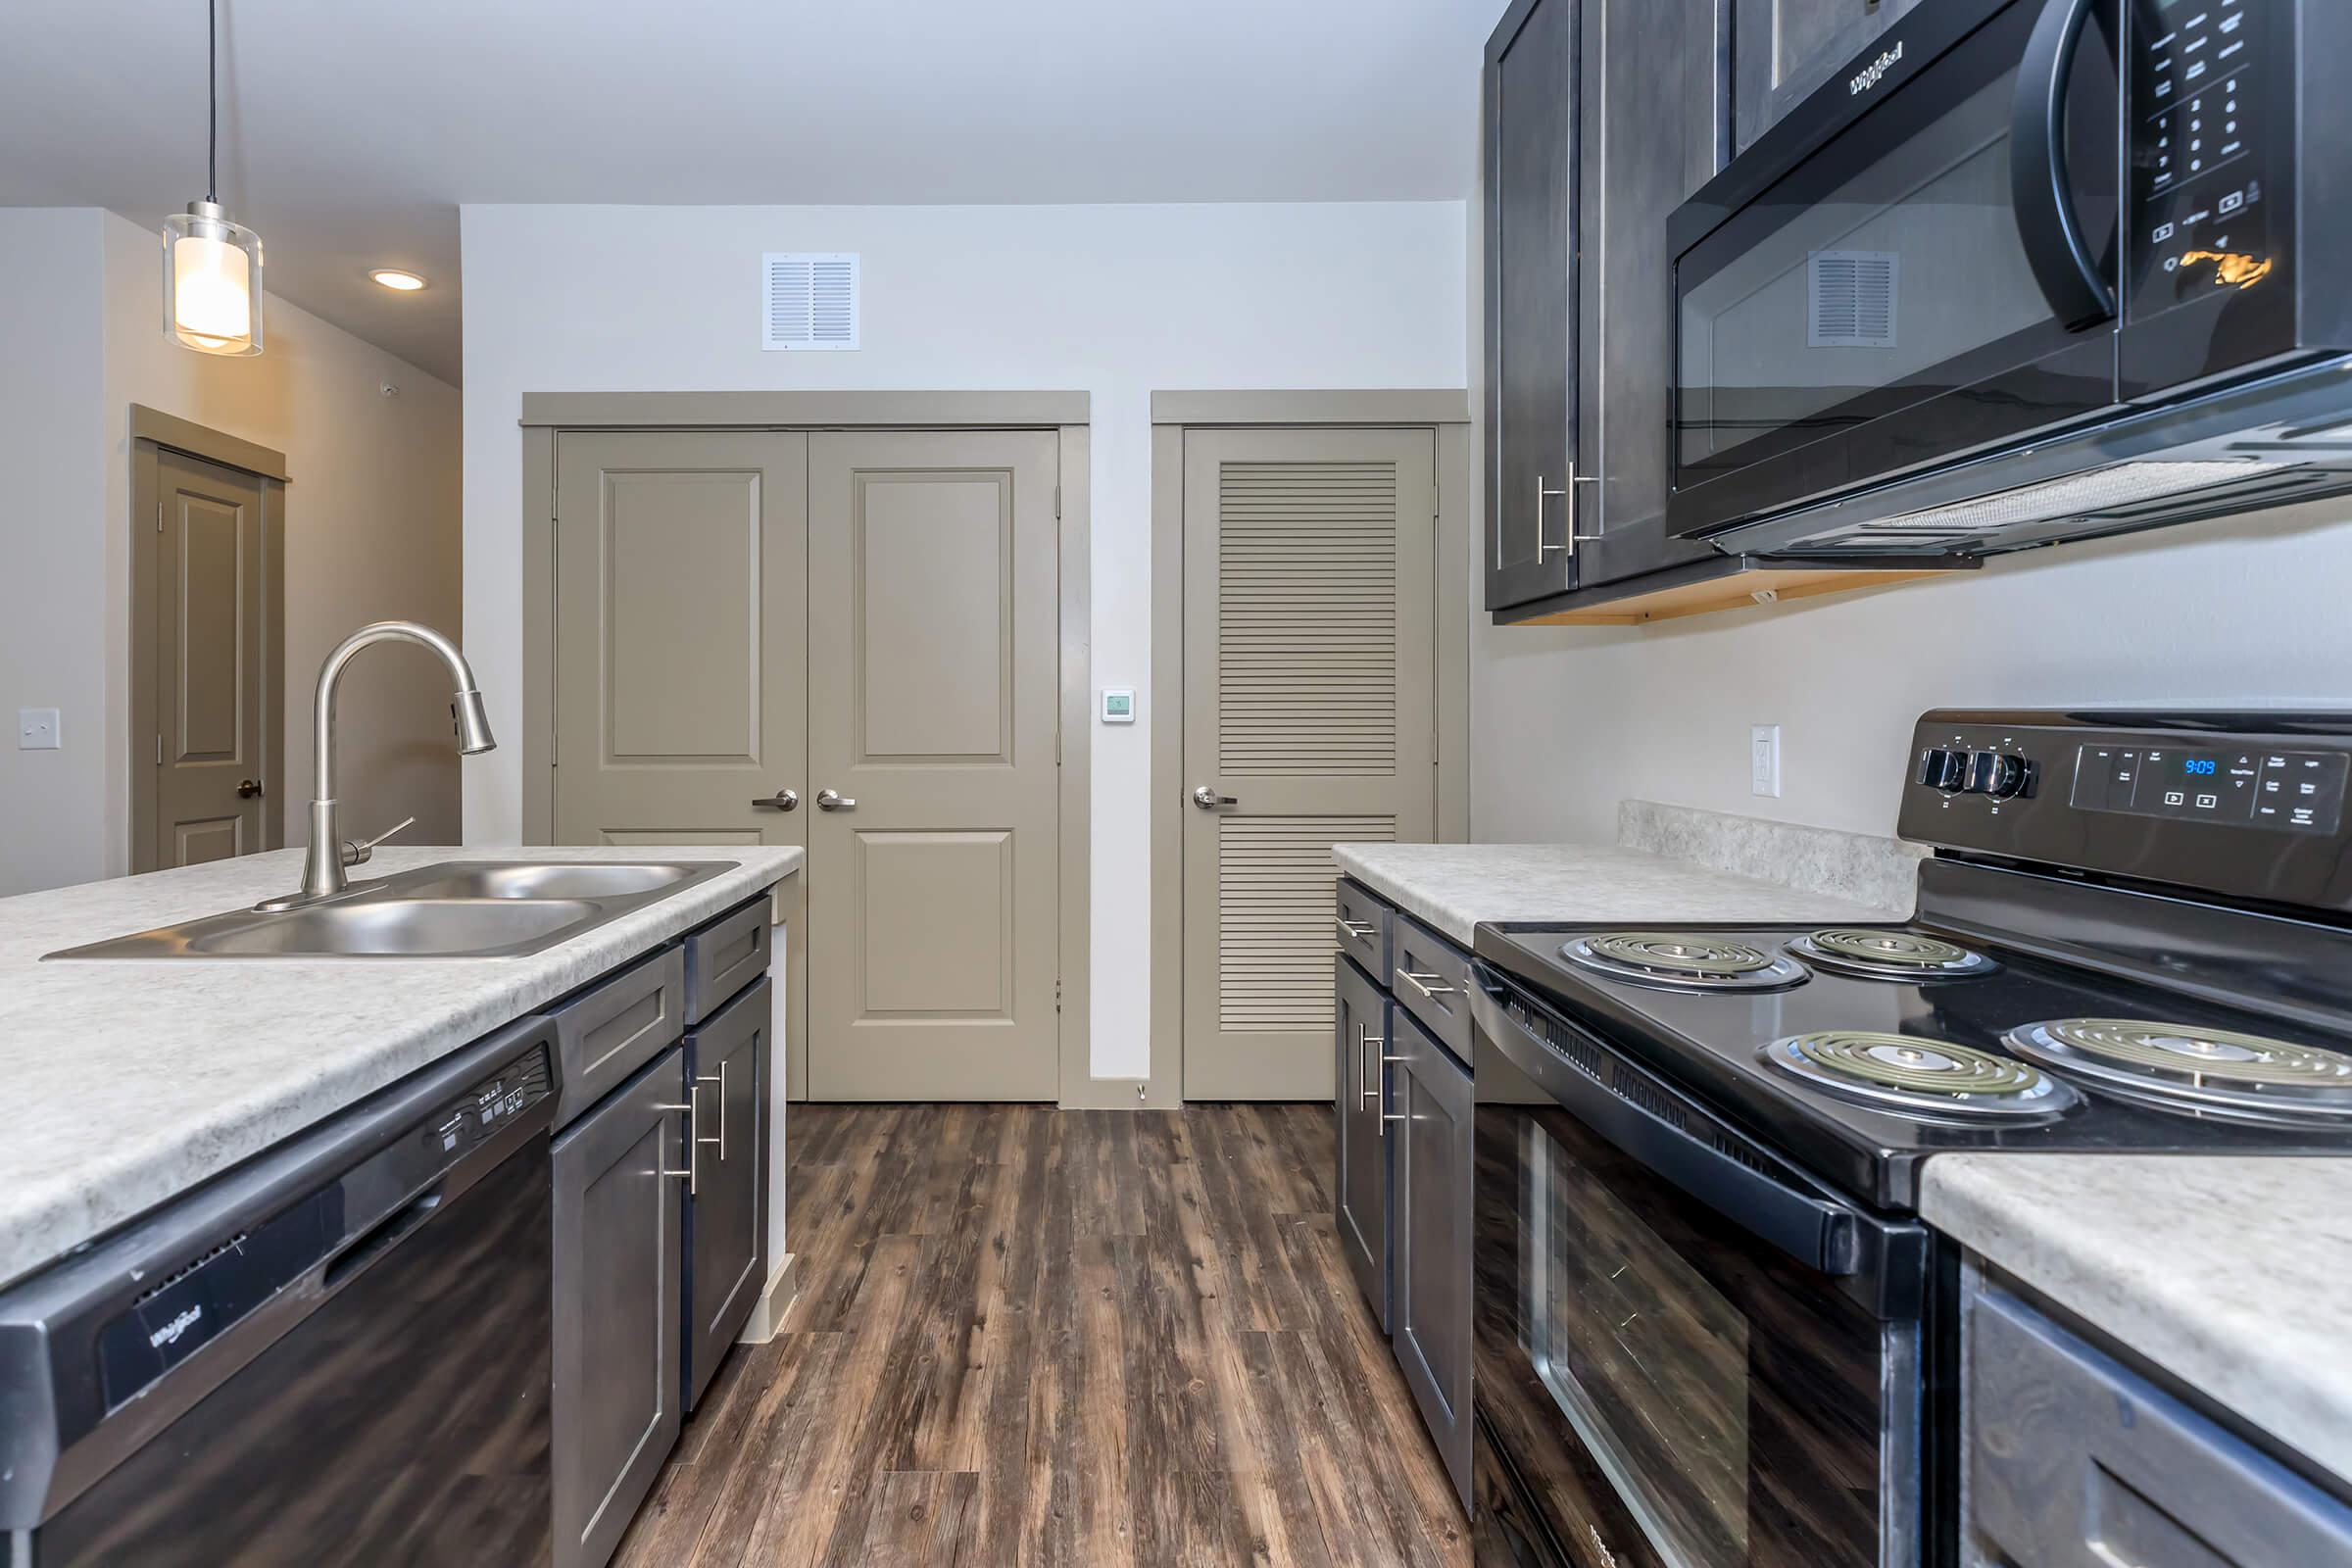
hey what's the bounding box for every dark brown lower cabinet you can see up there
[1334,955,1393,1332]
[552,1047,685,1568]
[1393,1006,1475,1508]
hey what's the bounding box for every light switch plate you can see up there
[18,709,60,750]
[1750,724,1782,797]
[1101,688,1136,724]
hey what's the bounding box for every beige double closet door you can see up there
[553,428,1062,1101]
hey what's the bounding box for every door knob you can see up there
[815,788,856,810]
[752,788,799,811]
[1192,785,1238,809]
[235,778,264,799]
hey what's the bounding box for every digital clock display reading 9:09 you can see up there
[2182,757,2218,776]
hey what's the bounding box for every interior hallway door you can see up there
[1182,427,1438,1100]
[805,431,1062,1101]
[143,449,270,870]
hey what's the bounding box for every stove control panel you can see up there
[2069,742,2346,834]
[1901,710,2352,912]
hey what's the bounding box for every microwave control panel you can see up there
[2128,0,2276,321]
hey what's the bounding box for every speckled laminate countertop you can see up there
[1924,1153,2352,1491]
[0,845,800,1289]
[1332,841,1903,946]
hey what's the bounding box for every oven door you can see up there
[1669,0,2122,540]
[1469,975,1935,1568]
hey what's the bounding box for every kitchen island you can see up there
[0,843,797,1288]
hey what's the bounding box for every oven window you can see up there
[1525,1117,1749,1566]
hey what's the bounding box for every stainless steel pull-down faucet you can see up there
[258,620,495,911]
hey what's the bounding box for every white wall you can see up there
[0,209,463,897]
[0,211,108,895]
[459,201,1469,1079]
[1471,501,2352,845]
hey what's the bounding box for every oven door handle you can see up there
[1469,979,1868,1281]
[2009,0,2116,329]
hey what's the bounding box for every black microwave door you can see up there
[1670,0,2124,539]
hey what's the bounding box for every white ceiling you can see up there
[0,0,1495,383]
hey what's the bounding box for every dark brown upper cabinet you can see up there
[1484,0,1729,614]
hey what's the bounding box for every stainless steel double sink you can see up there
[45,860,736,960]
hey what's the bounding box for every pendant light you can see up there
[163,0,263,356]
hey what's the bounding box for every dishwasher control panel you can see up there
[91,1042,554,1413]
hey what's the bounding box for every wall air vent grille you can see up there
[762,252,859,351]
[1808,250,1898,348]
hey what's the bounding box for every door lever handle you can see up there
[1192,785,1238,809]
[752,788,799,811]
[235,777,265,799]
[815,788,856,810]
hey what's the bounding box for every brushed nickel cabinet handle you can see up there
[1356,1024,1385,1110]
[1336,918,1376,941]
[654,1100,698,1195]
[1535,468,1602,561]
[696,1063,728,1161]
[1398,970,1458,1000]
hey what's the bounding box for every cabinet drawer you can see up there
[551,947,688,1128]
[684,895,772,1024]
[1392,914,1473,1062]
[1334,879,1393,978]
[1966,1282,2352,1568]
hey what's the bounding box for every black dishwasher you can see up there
[0,1017,559,1567]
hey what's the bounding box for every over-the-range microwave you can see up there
[1667,0,2352,557]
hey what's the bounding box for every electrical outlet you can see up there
[18,709,60,751]
[1750,724,1782,797]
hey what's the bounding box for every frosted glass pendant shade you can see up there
[163,201,263,356]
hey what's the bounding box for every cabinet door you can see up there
[1334,956,1391,1331]
[685,977,771,1408]
[553,1048,685,1568]
[1393,1009,1474,1508]
[1734,0,1925,154]
[1483,0,1580,611]
[1573,0,1731,589]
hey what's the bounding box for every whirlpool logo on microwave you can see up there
[1850,40,1904,96]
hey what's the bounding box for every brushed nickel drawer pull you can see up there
[1399,970,1458,1000]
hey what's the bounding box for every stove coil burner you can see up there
[1763,1030,2081,1120]
[1560,932,1808,993]
[1785,928,1997,981]
[2004,1018,2352,1125]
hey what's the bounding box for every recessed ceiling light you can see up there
[370,270,427,292]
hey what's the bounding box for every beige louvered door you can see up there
[1182,427,1437,1099]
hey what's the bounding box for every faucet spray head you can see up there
[453,689,497,755]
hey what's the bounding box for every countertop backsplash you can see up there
[1617,799,1926,915]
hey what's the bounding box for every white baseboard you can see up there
[737,1253,801,1344]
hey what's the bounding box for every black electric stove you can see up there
[1477,914,2352,1210]
[1467,710,2352,1568]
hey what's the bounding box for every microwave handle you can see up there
[2010,0,2117,329]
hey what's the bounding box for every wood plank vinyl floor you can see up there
[613,1103,1470,1568]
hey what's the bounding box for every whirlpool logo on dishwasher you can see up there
[148,1304,203,1348]
[1850,39,1904,96]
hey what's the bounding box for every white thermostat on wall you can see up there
[1101,688,1137,724]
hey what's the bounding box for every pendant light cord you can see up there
[206,0,218,203]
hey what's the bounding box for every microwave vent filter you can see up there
[1851,460,2292,534]
[1808,250,1898,348]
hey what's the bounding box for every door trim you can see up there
[1147,396,1473,1109]
[517,395,1091,1109]
[128,426,287,874]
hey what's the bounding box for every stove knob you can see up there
[1963,750,2030,799]
[1918,748,1968,793]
